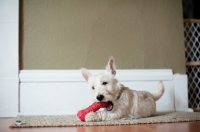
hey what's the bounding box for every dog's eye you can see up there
[102,82,107,85]
[92,86,95,90]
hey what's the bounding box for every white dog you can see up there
[81,57,164,122]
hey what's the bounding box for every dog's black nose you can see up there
[96,95,104,101]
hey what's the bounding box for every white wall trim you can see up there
[173,74,193,112]
[19,69,192,115]
[19,69,173,82]
[0,0,19,117]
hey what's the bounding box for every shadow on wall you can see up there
[19,0,24,69]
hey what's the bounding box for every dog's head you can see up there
[81,57,121,111]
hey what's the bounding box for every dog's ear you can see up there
[105,56,116,76]
[81,68,92,82]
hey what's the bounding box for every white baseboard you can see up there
[19,69,173,82]
[19,69,192,115]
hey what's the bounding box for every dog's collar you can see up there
[116,88,124,100]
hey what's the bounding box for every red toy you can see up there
[77,102,108,122]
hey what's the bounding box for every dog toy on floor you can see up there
[77,102,108,122]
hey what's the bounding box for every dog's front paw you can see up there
[85,112,102,122]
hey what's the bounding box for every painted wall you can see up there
[20,0,185,73]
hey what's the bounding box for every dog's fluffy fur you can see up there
[81,57,164,122]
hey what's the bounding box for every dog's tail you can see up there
[152,81,164,101]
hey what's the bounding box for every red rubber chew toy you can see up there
[77,102,108,122]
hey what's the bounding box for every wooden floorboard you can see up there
[0,118,200,132]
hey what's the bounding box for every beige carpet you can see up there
[10,112,200,128]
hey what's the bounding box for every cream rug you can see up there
[10,112,200,128]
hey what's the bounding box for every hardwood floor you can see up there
[0,118,200,132]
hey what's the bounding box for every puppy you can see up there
[81,57,164,122]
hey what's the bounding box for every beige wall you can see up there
[20,0,185,73]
